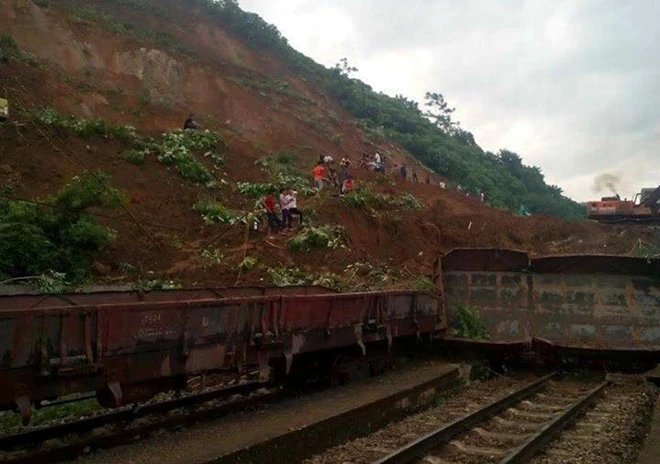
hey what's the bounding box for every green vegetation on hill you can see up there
[0,172,124,284]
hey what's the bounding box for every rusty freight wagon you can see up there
[0,285,445,424]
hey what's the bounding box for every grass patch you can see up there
[0,398,102,434]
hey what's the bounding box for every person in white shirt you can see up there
[284,188,303,230]
[374,152,381,165]
[279,188,292,232]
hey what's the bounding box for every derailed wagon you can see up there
[0,285,445,424]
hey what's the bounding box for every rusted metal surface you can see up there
[0,287,445,418]
[531,255,660,275]
[442,249,660,348]
[0,285,336,311]
[440,248,530,272]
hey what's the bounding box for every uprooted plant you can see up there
[238,153,315,198]
[288,224,347,253]
[267,266,348,291]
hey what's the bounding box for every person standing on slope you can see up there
[285,188,303,230]
[312,162,325,191]
[264,192,282,236]
[400,164,408,180]
[279,188,292,233]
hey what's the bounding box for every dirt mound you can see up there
[0,0,657,289]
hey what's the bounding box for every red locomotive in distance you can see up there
[586,186,660,223]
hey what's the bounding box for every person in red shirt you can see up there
[312,162,325,190]
[264,193,282,234]
[341,175,354,195]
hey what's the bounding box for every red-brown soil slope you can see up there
[0,0,657,288]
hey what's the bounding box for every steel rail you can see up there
[372,372,557,464]
[0,381,263,451]
[498,380,608,464]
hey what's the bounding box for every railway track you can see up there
[0,381,284,464]
[371,374,606,464]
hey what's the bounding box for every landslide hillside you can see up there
[0,0,656,290]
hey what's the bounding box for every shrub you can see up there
[341,184,423,210]
[32,107,138,141]
[0,172,124,283]
[0,34,37,65]
[239,154,314,198]
[200,247,225,265]
[288,225,346,253]
[156,130,220,185]
[451,305,490,340]
[397,193,424,210]
[193,199,235,224]
[122,149,146,166]
[237,256,257,272]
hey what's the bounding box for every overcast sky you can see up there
[240,0,660,201]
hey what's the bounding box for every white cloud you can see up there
[239,0,660,201]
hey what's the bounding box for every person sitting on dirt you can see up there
[412,169,419,182]
[312,162,325,190]
[400,164,408,180]
[285,188,303,230]
[183,113,199,130]
[341,175,355,195]
[264,193,283,235]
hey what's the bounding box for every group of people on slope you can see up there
[313,154,355,195]
[263,188,303,237]
[360,151,386,173]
